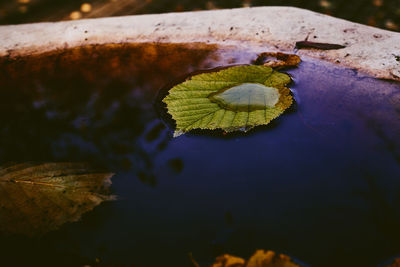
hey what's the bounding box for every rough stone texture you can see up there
[0,7,399,80]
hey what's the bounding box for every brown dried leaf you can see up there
[246,250,301,267]
[295,41,346,50]
[209,250,302,267]
[209,254,245,267]
[386,258,400,267]
[0,162,114,236]
[253,52,301,68]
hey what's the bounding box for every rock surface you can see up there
[0,7,399,81]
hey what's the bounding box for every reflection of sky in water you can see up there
[0,43,399,267]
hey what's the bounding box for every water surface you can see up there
[0,42,399,267]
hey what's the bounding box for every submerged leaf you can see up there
[209,250,303,267]
[163,65,293,136]
[0,162,114,236]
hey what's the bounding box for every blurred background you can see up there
[0,0,399,31]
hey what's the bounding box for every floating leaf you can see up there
[209,250,303,267]
[0,162,115,236]
[162,65,293,137]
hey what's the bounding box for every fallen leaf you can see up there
[253,52,301,67]
[386,258,400,267]
[246,250,301,267]
[295,41,346,50]
[163,65,293,137]
[210,254,246,267]
[0,162,114,236]
[209,250,303,267]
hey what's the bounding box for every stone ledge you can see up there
[1,6,399,81]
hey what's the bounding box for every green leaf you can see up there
[162,65,293,137]
[0,162,115,236]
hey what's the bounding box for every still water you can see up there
[0,43,399,267]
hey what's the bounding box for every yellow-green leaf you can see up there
[0,162,115,236]
[162,65,293,137]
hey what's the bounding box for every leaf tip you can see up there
[173,130,185,138]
